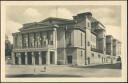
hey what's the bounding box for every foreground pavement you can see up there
[6,63,121,78]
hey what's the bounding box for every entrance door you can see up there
[15,54,18,65]
[27,52,32,65]
[21,53,25,65]
[67,56,72,64]
[50,52,54,64]
[35,52,39,65]
[41,51,46,64]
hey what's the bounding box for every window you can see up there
[66,31,72,46]
[81,33,83,46]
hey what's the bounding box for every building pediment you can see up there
[19,17,74,32]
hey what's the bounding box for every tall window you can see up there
[81,33,83,46]
[66,31,72,46]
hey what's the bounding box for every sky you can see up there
[5,5,121,43]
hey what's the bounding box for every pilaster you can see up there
[46,50,50,65]
[39,52,42,65]
[25,52,28,65]
[18,53,21,65]
[32,52,35,65]
[11,52,15,65]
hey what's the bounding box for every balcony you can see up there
[91,48,103,53]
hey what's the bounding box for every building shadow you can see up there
[72,63,122,69]
[6,74,82,78]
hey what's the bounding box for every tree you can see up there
[5,36,13,58]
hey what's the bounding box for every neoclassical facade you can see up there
[11,12,121,66]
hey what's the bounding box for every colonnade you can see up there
[12,50,57,65]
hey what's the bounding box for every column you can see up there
[54,51,57,64]
[46,50,50,65]
[39,52,42,65]
[32,52,35,65]
[53,28,57,48]
[25,52,28,65]
[11,52,15,65]
[18,53,21,65]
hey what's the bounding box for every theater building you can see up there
[11,12,121,66]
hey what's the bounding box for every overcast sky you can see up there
[6,5,121,43]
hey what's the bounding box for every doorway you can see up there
[41,51,46,64]
[50,51,55,64]
[21,53,25,65]
[67,56,72,64]
[27,52,32,65]
[35,52,39,65]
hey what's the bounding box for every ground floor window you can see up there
[67,55,72,64]
[27,52,32,65]
[21,53,25,65]
[50,51,55,64]
[35,52,39,65]
[41,51,46,64]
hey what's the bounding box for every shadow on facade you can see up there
[6,74,82,78]
[72,63,121,69]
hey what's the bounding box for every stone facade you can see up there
[11,12,121,66]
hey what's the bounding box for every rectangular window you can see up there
[81,33,83,46]
[66,31,72,46]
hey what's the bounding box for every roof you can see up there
[40,17,73,23]
[20,12,105,32]
[19,17,75,31]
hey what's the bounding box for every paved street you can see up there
[6,63,121,78]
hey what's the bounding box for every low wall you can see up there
[88,51,114,65]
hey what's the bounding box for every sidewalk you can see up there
[5,63,120,76]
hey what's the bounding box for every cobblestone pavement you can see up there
[5,63,121,77]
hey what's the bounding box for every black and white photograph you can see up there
[1,1,127,82]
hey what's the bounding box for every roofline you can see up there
[40,17,73,23]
